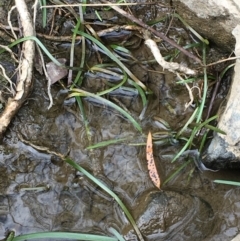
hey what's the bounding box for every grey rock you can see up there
[203,25,240,168]
[172,0,240,51]
[126,191,214,241]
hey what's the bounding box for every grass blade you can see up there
[219,63,235,79]
[95,70,127,96]
[69,89,142,132]
[176,107,199,138]
[171,133,195,163]
[204,124,226,134]
[13,232,117,241]
[75,30,147,90]
[163,159,192,185]
[0,36,83,72]
[214,180,240,186]
[128,79,147,107]
[0,36,63,66]
[76,96,92,144]
[39,0,47,28]
[172,115,219,162]
[173,14,209,45]
[64,158,144,241]
[86,138,129,150]
[108,227,126,241]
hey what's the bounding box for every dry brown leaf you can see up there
[146,131,161,189]
[46,58,68,85]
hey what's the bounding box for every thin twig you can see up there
[100,0,202,64]
[184,83,194,110]
[176,73,196,110]
[32,0,39,26]
[206,73,221,120]
[0,44,19,63]
[0,64,16,94]
[8,5,18,40]
[205,56,238,67]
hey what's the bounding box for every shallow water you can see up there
[0,67,238,240]
[0,1,239,240]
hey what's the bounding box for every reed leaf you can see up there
[74,30,147,90]
[69,89,142,132]
[12,232,117,241]
[214,180,240,186]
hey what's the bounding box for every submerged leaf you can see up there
[46,58,68,85]
[146,132,161,189]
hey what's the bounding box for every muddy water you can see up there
[0,62,239,241]
[1,1,240,241]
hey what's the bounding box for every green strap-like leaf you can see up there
[75,30,147,91]
[69,89,142,132]
[214,180,240,186]
[13,232,117,241]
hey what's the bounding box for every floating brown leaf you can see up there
[146,132,161,189]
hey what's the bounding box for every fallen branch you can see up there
[100,0,202,64]
[0,0,35,140]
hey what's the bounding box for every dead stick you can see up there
[100,0,202,64]
[0,0,35,140]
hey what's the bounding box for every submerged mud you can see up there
[0,65,237,241]
[0,0,239,241]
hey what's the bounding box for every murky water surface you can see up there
[0,0,239,240]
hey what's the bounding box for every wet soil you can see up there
[0,1,240,241]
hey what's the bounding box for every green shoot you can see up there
[95,10,103,21]
[76,96,92,144]
[176,107,199,139]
